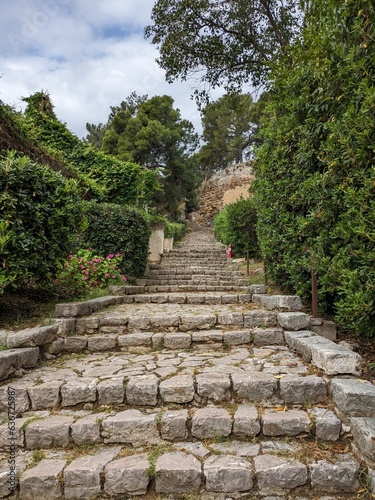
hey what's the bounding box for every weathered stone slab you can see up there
[217,313,243,326]
[244,311,277,328]
[232,372,277,402]
[254,454,308,493]
[118,333,152,348]
[28,381,62,410]
[155,452,201,494]
[61,378,97,407]
[191,407,232,439]
[249,285,267,294]
[204,455,253,492]
[310,343,362,375]
[331,378,375,417]
[25,415,73,449]
[126,375,158,406]
[0,417,26,448]
[87,335,117,352]
[179,314,216,331]
[311,319,337,341]
[196,373,231,402]
[351,418,375,466]
[309,454,359,492]
[64,447,120,499]
[55,301,91,318]
[266,295,303,312]
[262,409,311,436]
[278,312,310,331]
[71,413,105,445]
[284,330,313,351]
[309,407,341,441]
[75,317,99,334]
[233,404,261,438]
[8,325,58,349]
[209,441,260,457]
[164,332,191,349]
[87,296,119,312]
[279,375,327,404]
[159,375,195,403]
[192,330,223,342]
[43,338,64,355]
[19,459,65,500]
[0,382,30,413]
[52,318,76,337]
[97,378,125,405]
[253,328,284,346]
[223,330,251,345]
[150,315,180,329]
[128,315,152,331]
[102,410,159,446]
[104,454,150,496]
[63,337,88,352]
[0,348,39,382]
[161,410,189,441]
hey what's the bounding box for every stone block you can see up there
[97,378,125,405]
[204,455,253,492]
[217,313,243,326]
[244,311,277,328]
[309,407,341,441]
[0,417,26,448]
[233,404,261,437]
[164,333,191,349]
[159,375,195,403]
[155,452,201,494]
[63,337,88,353]
[279,375,327,404]
[55,301,91,318]
[71,413,105,445]
[19,459,65,500]
[87,335,117,352]
[104,454,150,496]
[191,407,232,439]
[87,296,118,312]
[284,330,313,351]
[192,330,223,342]
[311,319,337,341]
[179,314,216,331]
[160,410,189,441]
[75,317,99,334]
[310,343,362,376]
[25,415,73,449]
[61,378,97,407]
[309,454,359,492]
[127,315,152,331]
[196,373,231,402]
[0,383,30,413]
[64,447,120,499]
[331,378,375,417]
[0,348,39,382]
[253,328,284,346]
[351,418,375,466]
[232,372,277,402]
[126,375,158,406]
[7,325,58,349]
[278,312,310,331]
[269,295,303,312]
[118,333,152,348]
[102,410,159,446]
[43,338,64,355]
[249,285,267,294]
[223,330,251,345]
[254,454,308,493]
[285,333,331,362]
[150,315,180,329]
[262,409,311,436]
[28,381,62,410]
[52,318,76,337]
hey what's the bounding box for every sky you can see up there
[0,0,223,139]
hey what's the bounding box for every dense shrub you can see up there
[164,221,186,243]
[253,0,375,336]
[0,151,84,288]
[82,202,151,277]
[213,197,259,258]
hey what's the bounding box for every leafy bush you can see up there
[213,197,259,258]
[82,202,151,277]
[164,221,186,242]
[55,249,127,295]
[253,0,375,337]
[0,151,84,288]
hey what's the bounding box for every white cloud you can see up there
[0,0,225,139]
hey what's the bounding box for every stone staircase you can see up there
[0,226,375,499]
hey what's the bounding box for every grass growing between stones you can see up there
[357,468,375,499]
[147,444,174,479]
[65,443,102,464]
[29,449,46,466]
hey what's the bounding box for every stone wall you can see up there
[193,162,254,225]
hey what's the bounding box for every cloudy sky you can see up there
[0,0,223,139]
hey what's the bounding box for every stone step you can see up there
[1,441,361,499]
[136,278,250,287]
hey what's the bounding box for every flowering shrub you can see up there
[55,248,127,293]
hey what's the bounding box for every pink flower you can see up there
[93,281,98,285]
[94,258,101,263]
[83,276,88,281]
[121,275,127,281]
[88,260,93,265]
[84,270,89,275]
[105,273,110,277]
[112,275,116,279]
[69,254,74,259]
[88,247,93,251]
[115,253,121,257]
[80,265,85,269]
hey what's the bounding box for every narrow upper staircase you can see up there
[0,225,374,500]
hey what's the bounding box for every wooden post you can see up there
[311,267,318,318]
[246,251,250,276]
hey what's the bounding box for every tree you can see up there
[101,94,200,218]
[145,0,303,100]
[199,92,268,176]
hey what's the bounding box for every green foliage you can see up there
[55,249,127,295]
[82,202,151,277]
[145,0,303,100]
[254,0,375,337]
[213,198,259,258]
[0,220,16,293]
[199,93,268,177]
[0,151,85,289]
[164,221,186,242]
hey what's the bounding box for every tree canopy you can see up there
[145,0,303,99]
